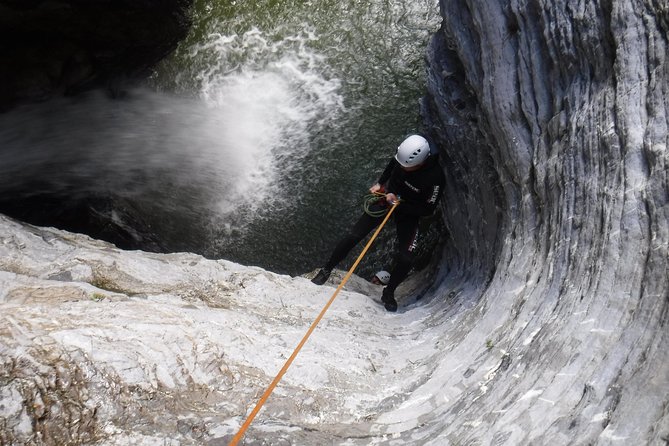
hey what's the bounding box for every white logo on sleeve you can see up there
[428,185,440,204]
[404,181,420,193]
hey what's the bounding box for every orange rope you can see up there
[229,200,399,445]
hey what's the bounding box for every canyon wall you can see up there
[421,0,668,442]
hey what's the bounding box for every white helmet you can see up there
[374,270,391,285]
[395,135,430,167]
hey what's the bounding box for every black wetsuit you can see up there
[323,154,445,293]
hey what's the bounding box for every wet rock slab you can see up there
[0,214,443,444]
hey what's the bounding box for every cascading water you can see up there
[0,0,441,276]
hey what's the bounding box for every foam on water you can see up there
[187,26,344,215]
[0,25,343,244]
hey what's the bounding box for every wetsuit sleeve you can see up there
[377,159,396,185]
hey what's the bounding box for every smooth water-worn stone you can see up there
[0,214,448,444]
[421,0,668,444]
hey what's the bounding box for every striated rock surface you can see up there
[1,0,668,445]
[421,0,668,444]
[0,214,442,445]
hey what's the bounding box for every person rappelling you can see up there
[311,134,446,312]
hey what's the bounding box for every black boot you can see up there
[381,287,398,312]
[311,268,332,285]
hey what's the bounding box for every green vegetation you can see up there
[91,292,105,302]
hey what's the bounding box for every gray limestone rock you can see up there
[421,0,668,444]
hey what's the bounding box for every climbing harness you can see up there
[229,199,400,446]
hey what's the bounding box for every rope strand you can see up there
[229,200,400,445]
[363,192,390,217]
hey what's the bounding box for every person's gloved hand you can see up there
[385,193,399,205]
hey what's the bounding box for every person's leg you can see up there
[312,213,382,284]
[381,214,420,311]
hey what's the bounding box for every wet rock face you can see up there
[424,0,668,443]
[0,0,192,110]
